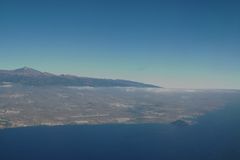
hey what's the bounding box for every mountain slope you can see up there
[0,67,160,88]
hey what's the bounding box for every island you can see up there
[0,67,237,129]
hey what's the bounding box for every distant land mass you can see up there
[0,67,159,88]
[1,67,238,130]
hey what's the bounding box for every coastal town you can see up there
[0,83,234,129]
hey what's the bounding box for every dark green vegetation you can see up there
[171,119,190,127]
[0,67,159,88]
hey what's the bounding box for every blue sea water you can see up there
[0,104,240,160]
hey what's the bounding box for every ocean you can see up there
[0,103,240,160]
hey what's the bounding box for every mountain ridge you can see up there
[0,67,160,88]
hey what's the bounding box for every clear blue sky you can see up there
[1,0,240,89]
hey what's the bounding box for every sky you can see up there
[1,0,240,89]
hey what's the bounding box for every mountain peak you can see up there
[23,66,32,70]
[14,67,44,76]
[16,66,35,71]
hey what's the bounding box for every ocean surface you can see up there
[1,103,240,160]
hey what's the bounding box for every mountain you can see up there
[0,67,160,88]
[13,67,52,76]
